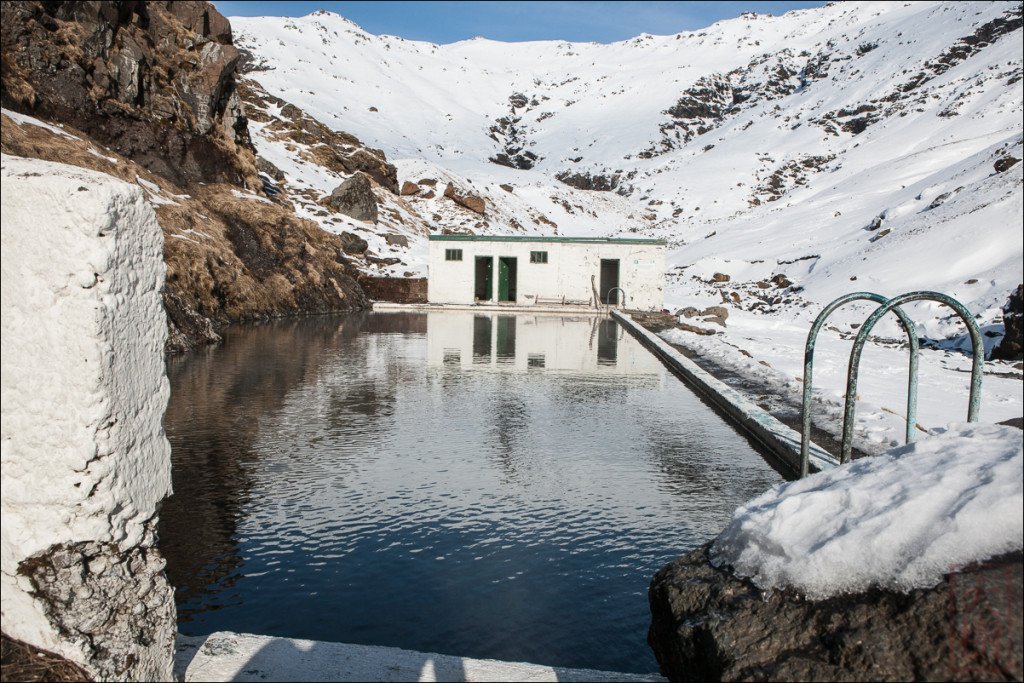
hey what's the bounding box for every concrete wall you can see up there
[360,276,428,303]
[0,155,175,681]
[427,239,665,310]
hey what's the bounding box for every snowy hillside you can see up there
[230,2,1023,445]
[233,1,1021,304]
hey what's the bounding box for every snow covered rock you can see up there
[712,423,1023,598]
[0,155,175,681]
[648,424,1023,682]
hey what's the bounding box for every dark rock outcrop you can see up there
[994,155,1021,173]
[400,180,420,195]
[0,0,258,189]
[555,170,621,192]
[238,78,398,193]
[339,231,369,255]
[328,172,378,222]
[649,544,1023,682]
[992,284,1024,360]
[1,3,371,355]
[488,92,542,169]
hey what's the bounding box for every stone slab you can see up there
[176,632,665,682]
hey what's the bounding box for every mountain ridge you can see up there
[231,1,1022,343]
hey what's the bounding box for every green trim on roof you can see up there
[429,234,665,245]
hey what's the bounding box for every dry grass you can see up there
[1,111,367,353]
[0,633,91,683]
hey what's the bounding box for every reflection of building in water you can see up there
[426,311,664,380]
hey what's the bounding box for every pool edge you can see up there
[612,311,838,476]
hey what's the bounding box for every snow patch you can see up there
[2,107,81,140]
[711,423,1024,599]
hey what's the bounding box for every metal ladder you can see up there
[800,290,984,477]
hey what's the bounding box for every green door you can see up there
[475,256,493,301]
[498,257,517,302]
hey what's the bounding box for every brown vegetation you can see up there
[2,110,367,354]
[1,633,91,682]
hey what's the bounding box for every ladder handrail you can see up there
[800,292,920,478]
[840,291,983,465]
[605,287,627,309]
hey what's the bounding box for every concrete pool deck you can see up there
[612,311,838,476]
[175,632,666,682]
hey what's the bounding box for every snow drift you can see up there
[710,423,1024,599]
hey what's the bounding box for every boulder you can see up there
[443,182,486,215]
[343,148,398,193]
[649,544,1023,682]
[385,233,409,248]
[339,231,369,255]
[400,181,420,196]
[327,173,378,223]
[256,156,285,181]
[992,284,1024,360]
[676,322,716,336]
[994,155,1020,173]
[459,195,486,214]
[701,306,729,320]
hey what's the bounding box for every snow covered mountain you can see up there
[231,2,1021,326]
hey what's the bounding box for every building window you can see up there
[445,248,463,261]
[530,251,548,264]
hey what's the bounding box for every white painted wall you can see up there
[0,155,174,680]
[427,239,665,310]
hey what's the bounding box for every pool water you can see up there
[159,311,782,674]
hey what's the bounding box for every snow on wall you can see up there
[710,423,1024,599]
[0,154,175,680]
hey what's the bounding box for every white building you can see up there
[426,235,666,311]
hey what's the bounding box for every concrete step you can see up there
[175,632,666,682]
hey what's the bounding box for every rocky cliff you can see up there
[1,1,368,352]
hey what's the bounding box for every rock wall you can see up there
[0,0,258,189]
[648,544,1023,682]
[0,155,175,681]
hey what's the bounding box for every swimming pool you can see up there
[159,311,781,674]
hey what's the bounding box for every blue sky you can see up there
[212,1,826,43]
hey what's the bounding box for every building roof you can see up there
[428,234,665,245]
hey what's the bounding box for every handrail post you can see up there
[800,293,919,477]
[606,287,627,309]
[841,291,983,464]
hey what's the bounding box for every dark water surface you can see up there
[159,311,781,674]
